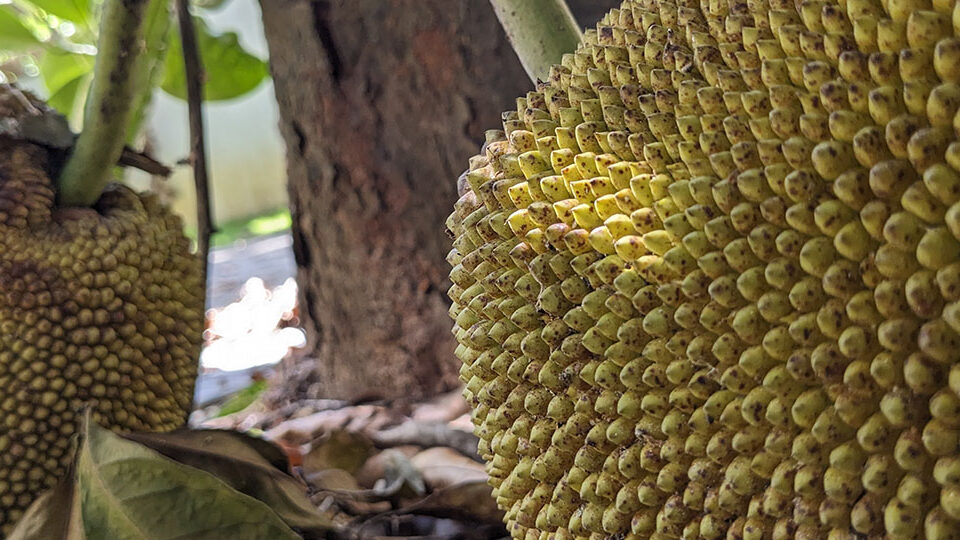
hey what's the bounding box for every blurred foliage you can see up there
[185,207,291,247]
[0,0,269,132]
[162,16,268,101]
[214,379,268,417]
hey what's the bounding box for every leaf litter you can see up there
[13,275,504,539]
[199,385,505,539]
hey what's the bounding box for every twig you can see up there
[253,399,351,428]
[118,146,173,177]
[174,0,215,283]
[57,0,150,206]
[488,0,581,83]
[369,422,481,462]
[307,475,406,503]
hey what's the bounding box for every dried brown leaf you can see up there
[7,478,82,540]
[302,429,375,475]
[409,448,487,490]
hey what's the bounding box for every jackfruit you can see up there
[447,0,960,538]
[0,88,203,534]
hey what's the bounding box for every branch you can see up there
[489,0,581,83]
[369,422,481,462]
[57,0,151,206]
[118,145,172,177]
[175,0,214,286]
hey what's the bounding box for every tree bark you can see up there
[259,0,615,401]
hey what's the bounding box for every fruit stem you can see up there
[57,0,151,207]
[489,0,581,83]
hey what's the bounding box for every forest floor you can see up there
[192,388,503,539]
[192,233,503,539]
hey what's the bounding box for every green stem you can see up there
[57,0,150,207]
[489,0,581,83]
[127,0,173,141]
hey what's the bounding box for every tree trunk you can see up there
[259,0,614,401]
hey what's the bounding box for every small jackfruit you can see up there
[448,1,960,538]
[0,88,203,533]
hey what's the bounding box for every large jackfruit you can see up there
[0,89,203,533]
[447,0,960,538]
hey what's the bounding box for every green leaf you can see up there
[78,421,301,540]
[47,73,89,121]
[40,50,94,95]
[192,0,232,9]
[123,429,333,535]
[38,50,94,122]
[215,379,268,417]
[24,0,91,25]
[161,17,268,102]
[0,6,43,50]
[39,50,93,123]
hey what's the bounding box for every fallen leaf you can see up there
[354,446,420,488]
[305,468,359,491]
[370,421,480,460]
[381,449,426,498]
[411,390,470,423]
[351,512,502,539]
[448,413,474,432]
[348,482,505,538]
[409,447,488,489]
[122,429,330,534]
[264,405,386,444]
[273,438,304,468]
[79,422,301,539]
[302,429,375,475]
[399,481,504,525]
[127,428,287,470]
[7,478,82,540]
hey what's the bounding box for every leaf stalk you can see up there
[57,0,150,207]
[489,0,581,84]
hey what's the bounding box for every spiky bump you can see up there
[447,0,960,538]
[0,136,203,533]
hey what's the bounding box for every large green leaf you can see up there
[78,422,301,539]
[0,6,43,50]
[122,429,332,534]
[47,73,89,121]
[24,0,91,25]
[161,17,268,102]
[37,50,93,120]
[40,50,94,94]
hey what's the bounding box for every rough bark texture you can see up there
[260,0,616,401]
